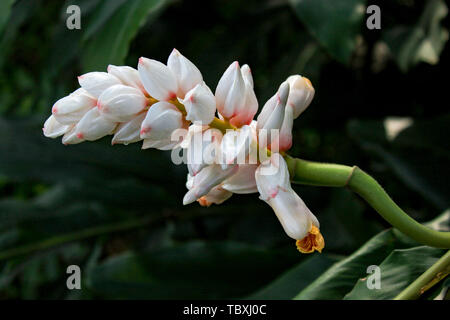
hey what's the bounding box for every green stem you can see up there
[285,156,450,248]
[394,250,450,300]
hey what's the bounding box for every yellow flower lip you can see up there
[296,225,325,254]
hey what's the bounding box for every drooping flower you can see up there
[255,153,324,253]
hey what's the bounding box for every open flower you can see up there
[255,153,324,253]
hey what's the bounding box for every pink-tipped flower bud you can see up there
[138,57,178,101]
[182,82,216,125]
[42,115,70,138]
[107,65,146,94]
[215,61,246,122]
[111,113,146,145]
[97,84,147,122]
[229,64,258,127]
[52,89,97,125]
[167,48,203,98]
[74,107,117,141]
[78,72,121,98]
[140,101,185,144]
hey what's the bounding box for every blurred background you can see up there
[0,0,448,299]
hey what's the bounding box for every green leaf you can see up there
[82,0,167,71]
[289,0,366,64]
[247,254,341,299]
[344,246,445,299]
[294,229,415,300]
[0,0,15,36]
[383,0,449,72]
[348,115,450,210]
[85,241,298,299]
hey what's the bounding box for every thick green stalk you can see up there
[285,156,450,248]
[394,250,450,300]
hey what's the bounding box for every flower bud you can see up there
[182,82,216,125]
[256,82,289,150]
[75,107,117,141]
[222,164,258,194]
[255,153,323,253]
[78,72,121,98]
[183,164,238,205]
[279,104,294,152]
[138,57,178,101]
[186,126,222,176]
[107,65,146,93]
[215,61,246,121]
[97,84,147,122]
[229,64,258,127]
[140,101,185,140]
[42,115,70,138]
[220,125,254,169]
[62,125,83,145]
[111,113,146,145]
[52,89,97,125]
[286,75,315,119]
[198,185,233,207]
[167,48,203,98]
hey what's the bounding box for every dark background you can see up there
[0,0,448,299]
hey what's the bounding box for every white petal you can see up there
[222,164,258,194]
[140,101,184,141]
[240,64,254,88]
[186,127,222,176]
[183,82,216,125]
[279,105,294,152]
[62,125,84,145]
[107,65,146,93]
[43,115,70,138]
[75,107,117,141]
[230,78,258,127]
[183,164,238,205]
[267,188,313,240]
[112,113,146,145]
[138,57,178,101]
[286,75,315,119]
[97,84,147,122]
[197,186,233,206]
[52,90,97,125]
[220,125,253,169]
[256,81,289,132]
[78,72,121,98]
[255,153,290,200]
[215,61,246,119]
[167,48,203,98]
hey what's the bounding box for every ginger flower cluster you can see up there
[43,49,323,253]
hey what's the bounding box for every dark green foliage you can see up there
[0,0,448,299]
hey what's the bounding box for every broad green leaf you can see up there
[344,246,445,299]
[247,254,341,299]
[383,0,448,72]
[82,0,128,41]
[0,0,15,36]
[82,0,167,71]
[85,241,299,299]
[289,0,366,64]
[0,117,182,185]
[348,115,450,210]
[294,229,416,300]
